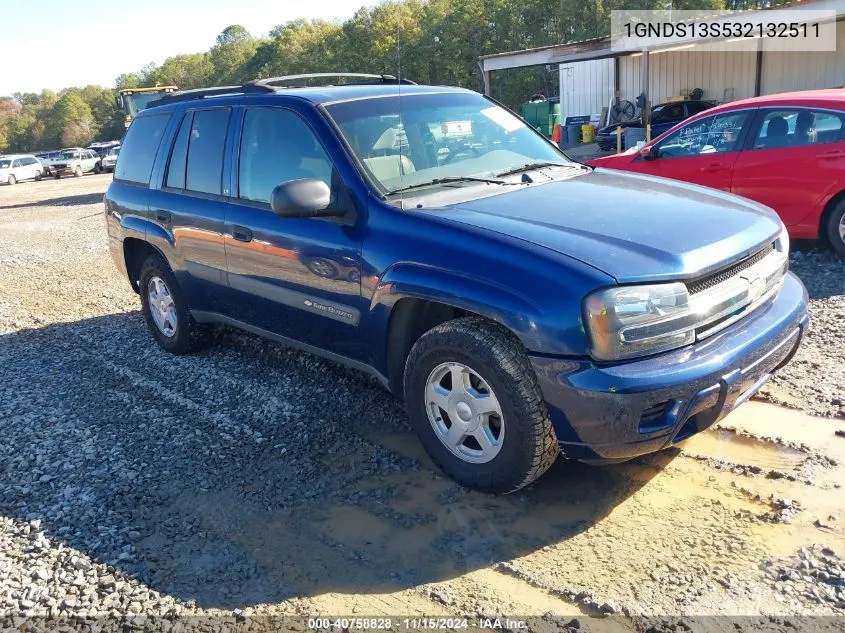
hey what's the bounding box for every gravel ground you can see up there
[0,176,844,630]
[759,246,845,419]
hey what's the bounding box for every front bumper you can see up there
[530,271,808,462]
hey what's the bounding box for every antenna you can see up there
[397,21,405,210]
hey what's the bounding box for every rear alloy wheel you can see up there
[34,170,42,181]
[73,166,83,178]
[404,317,560,494]
[139,253,209,354]
[7,174,16,185]
[825,199,845,256]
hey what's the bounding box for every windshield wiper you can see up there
[386,176,509,196]
[494,161,584,178]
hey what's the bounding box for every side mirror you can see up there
[270,179,340,218]
[641,145,658,161]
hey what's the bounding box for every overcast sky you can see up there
[1,0,374,96]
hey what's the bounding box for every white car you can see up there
[0,154,44,185]
[50,148,101,178]
[101,146,120,173]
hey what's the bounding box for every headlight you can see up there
[583,282,696,361]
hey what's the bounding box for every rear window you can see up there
[115,113,170,185]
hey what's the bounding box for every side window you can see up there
[238,107,333,204]
[115,113,170,185]
[754,109,843,149]
[12,160,21,168]
[656,111,749,159]
[185,108,230,196]
[165,112,192,189]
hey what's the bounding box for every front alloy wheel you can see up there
[404,317,560,494]
[425,362,504,464]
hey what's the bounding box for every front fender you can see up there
[371,261,542,347]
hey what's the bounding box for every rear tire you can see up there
[94,162,102,174]
[34,170,42,181]
[825,199,845,256]
[7,174,15,185]
[403,317,559,494]
[73,166,83,178]
[139,254,210,355]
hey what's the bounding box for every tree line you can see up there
[0,0,794,153]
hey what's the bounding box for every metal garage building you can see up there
[480,0,845,127]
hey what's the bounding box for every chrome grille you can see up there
[686,243,788,341]
[687,244,775,295]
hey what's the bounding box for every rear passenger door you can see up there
[223,105,365,361]
[154,107,232,313]
[731,107,845,228]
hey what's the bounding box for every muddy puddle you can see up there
[679,427,807,470]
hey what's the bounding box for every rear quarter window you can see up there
[115,113,171,185]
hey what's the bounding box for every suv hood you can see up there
[433,168,782,284]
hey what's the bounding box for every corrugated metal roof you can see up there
[480,0,839,64]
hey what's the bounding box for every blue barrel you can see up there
[565,124,581,146]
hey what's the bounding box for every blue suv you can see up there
[104,74,808,494]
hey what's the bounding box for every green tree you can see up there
[209,25,259,85]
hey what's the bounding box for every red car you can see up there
[588,90,845,254]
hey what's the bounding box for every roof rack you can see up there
[148,73,417,108]
[148,83,276,107]
[247,73,417,88]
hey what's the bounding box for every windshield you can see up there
[108,148,120,157]
[121,92,165,117]
[325,92,570,194]
[62,151,81,160]
[0,160,10,169]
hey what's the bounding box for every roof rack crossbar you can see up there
[248,73,417,87]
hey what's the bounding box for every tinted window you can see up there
[116,113,170,185]
[12,160,21,168]
[686,101,713,115]
[166,112,192,189]
[754,109,844,149]
[185,108,230,195]
[652,103,684,123]
[656,111,749,158]
[238,108,333,203]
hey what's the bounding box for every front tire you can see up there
[73,166,83,178]
[825,199,845,256]
[7,174,16,185]
[139,254,209,354]
[94,162,102,174]
[403,317,559,494]
[34,170,42,181]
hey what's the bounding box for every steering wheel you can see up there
[441,142,483,165]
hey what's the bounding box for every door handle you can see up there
[701,164,728,172]
[231,226,253,243]
[155,211,171,223]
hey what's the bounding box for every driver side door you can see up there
[632,109,754,192]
